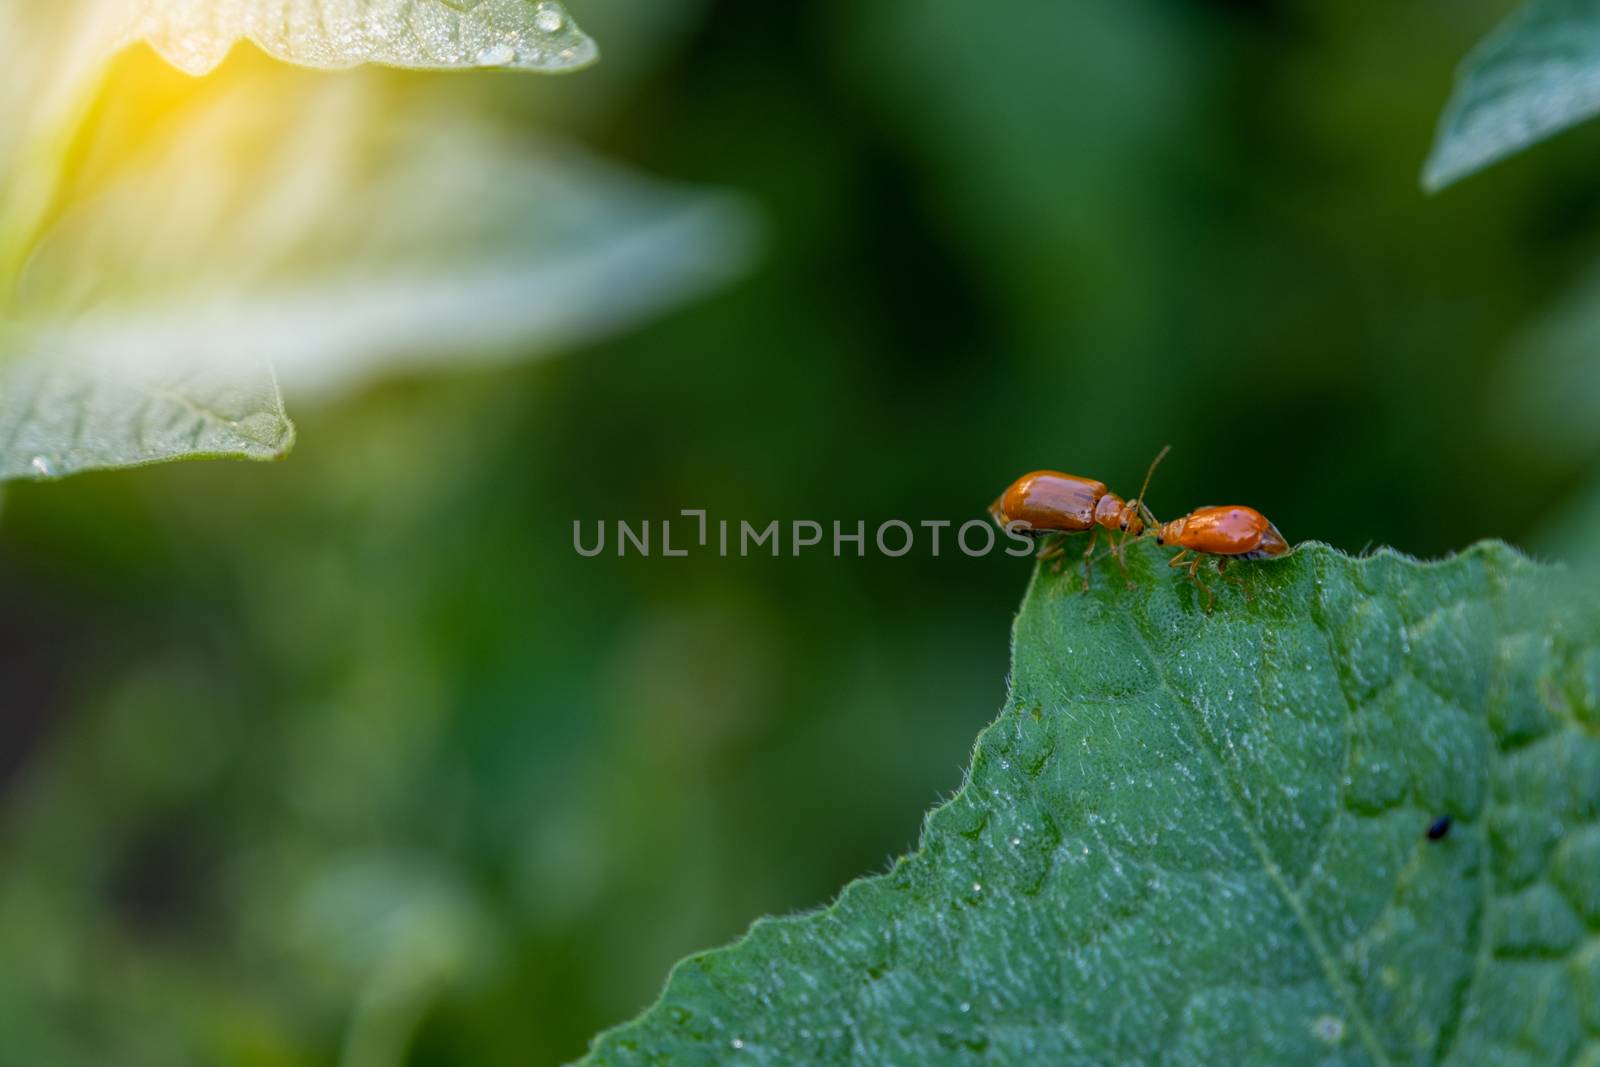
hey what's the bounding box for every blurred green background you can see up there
[4,0,1600,1064]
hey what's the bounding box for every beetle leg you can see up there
[1109,532,1134,588]
[1080,528,1099,591]
[1114,544,1133,583]
[1188,556,1215,611]
[1166,549,1190,569]
[1036,535,1065,563]
[1043,535,1073,574]
[1217,558,1253,602]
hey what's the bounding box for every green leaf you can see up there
[126,0,597,75]
[581,540,1600,1066]
[0,339,291,479]
[1425,0,1600,191]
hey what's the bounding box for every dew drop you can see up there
[970,881,983,894]
[475,42,516,65]
[730,1037,745,1050]
[533,2,566,33]
[959,1001,972,1013]
[30,455,53,477]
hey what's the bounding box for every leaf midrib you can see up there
[1123,594,1395,1067]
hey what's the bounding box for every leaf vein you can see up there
[1124,607,1394,1067]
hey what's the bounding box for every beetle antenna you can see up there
[1134,445,1169,505]
[1118,444,1170,557]
[1130,445,1169,529]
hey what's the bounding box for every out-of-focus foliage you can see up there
[0,0,741,481]
[8,56,750,480]
[5,1,1600,1065]
[1493,261,1600,460]
[1490,256,1600,567]
[585,542,1600,1066]
[1,54,751,478]
[1426,0,1600,190]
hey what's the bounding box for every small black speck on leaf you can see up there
[1426,815,1452,841]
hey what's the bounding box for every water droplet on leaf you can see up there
[533,2,566,34]
[475,42,516,65]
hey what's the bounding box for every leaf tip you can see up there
[1418,135,1497,195]
[1418,153,1458,195]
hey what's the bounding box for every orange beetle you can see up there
[990,446,1168,589]
[1152,505,1289,608]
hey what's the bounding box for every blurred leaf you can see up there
[126,0,596,75]
[1425,0,1600,191]
[0,0,595,281]
[583,541,1600,1065]
[0,3,131,293]
[0,0,609,483]
[2,66,754,479]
